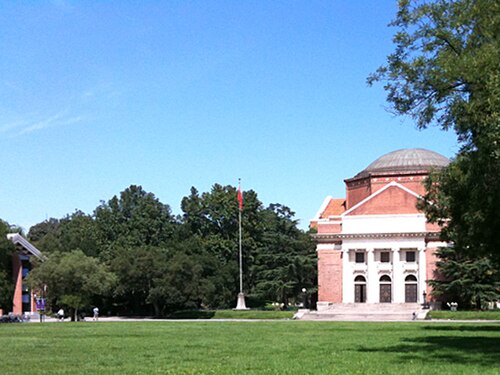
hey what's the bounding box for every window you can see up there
[406,251,416,262]
[355,252,365,263]
[380,252,390,263]
[405,275,417,282]
[379,275,391,282]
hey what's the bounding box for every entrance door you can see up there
[379,275,392,303]
[380,284,391,303]
[355,284,366,303]
[405,284,417,302]
[405,275,418,303]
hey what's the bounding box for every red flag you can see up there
[238,184,243,211]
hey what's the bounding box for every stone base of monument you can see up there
[234,292,250,310]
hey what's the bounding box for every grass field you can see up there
[428,310,500,320]
[0,321,498,374]
[167,309,295,319]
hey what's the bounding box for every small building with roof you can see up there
[311,148,449,310]
[4,233,44,315]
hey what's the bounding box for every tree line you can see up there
[1,184,316,318]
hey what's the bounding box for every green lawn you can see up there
[167,309,295,319]
[0,321,498,374]
[429,310,500,320]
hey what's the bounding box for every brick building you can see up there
[311,149,449,310]
[4,234,44,315]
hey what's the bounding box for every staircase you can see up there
[299,303,426,321]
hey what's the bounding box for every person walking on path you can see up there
[93,307,99,321]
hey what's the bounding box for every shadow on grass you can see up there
[165,310,216,319]
[357,334,500,367]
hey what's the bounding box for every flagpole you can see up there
[239,202,243,294]
[235,178,248,310]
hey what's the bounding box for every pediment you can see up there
[343,182,421,216]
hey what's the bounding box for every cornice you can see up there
[312,231,441,243]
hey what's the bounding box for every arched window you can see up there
[405,275,417,282]
[379,275,391,282]
[354,275,366,282]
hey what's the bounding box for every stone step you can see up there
[303,312,417,321]
[301,303,426,321]
[317,303,421,313]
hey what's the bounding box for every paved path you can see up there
[27,316,500,323]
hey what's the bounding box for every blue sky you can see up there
[0,1,458,231]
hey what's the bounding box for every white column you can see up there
[366,248,376,303]
[342,248,351,303]
[418,247,427,304]
[392,248,403,303]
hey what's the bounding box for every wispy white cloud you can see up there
[0,111,84,138]
[16,112,84,136]
[1,82,117,138]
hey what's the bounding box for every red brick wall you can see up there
[370,175,427,196]
[348,185,420,215]
[318,250,342,302]
[345,178,371,209]
[12,254,22,314]
[317,223,342,234]
[426,247,440,300]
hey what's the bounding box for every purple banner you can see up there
[36,298,46,311]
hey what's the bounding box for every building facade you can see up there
[311,149,449,310]
[4,234,44,315]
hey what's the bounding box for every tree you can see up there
[94,185,177,257]
[148,251,216,315]
[26,251,116,320]
[0,220,16,311]
[251,204,316,308]
[369,0,500,303]
[29,213,100,257]
[180,184,263,307]
[108,245,170,315]
[368,0,498,137]
[429,246,499,309]
[28,218,60,243]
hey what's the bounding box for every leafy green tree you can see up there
[29,213,99,257]
[28,218,65,255]
[368,0,498,136]
[0,220,16,311]
[109,238,226,315]
[26,251,116,320]
[429,246,499,309]
[369,0,499,259]
[369,0,500,304]
[251,204,316,308]
[148,251,215,315]
[180,184,263,307]
[28,218,60,243]
[108,245,170,315]
[24,183,318,314]
[94,185,177,258]
[58,211,99,257]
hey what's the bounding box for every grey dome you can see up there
[356,148,450,177]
